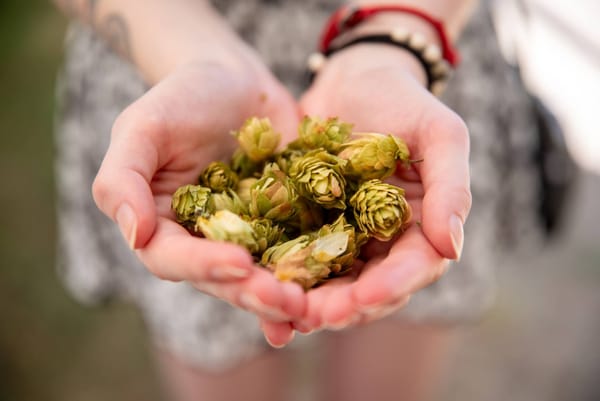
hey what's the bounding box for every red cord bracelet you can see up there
[319,4,459,67]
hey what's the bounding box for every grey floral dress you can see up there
[55,0,544,371]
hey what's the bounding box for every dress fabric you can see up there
[55,0,543,371]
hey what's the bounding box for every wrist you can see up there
[320,43,428,88]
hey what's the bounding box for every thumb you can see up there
[92,109,163,249]
[418,111,472,260]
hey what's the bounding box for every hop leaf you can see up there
[233,117,280,162]
[171,185,213,227]
[196,210,259,254]
[349,179,412,241]
[249,166,299,222]
[289,149,347,210]
[295,116,353,153]
[337,133,411,181]
[199,161,239,192]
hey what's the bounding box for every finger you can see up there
[136,216,254,282]
[351,222,449,310]
[417,109,472,260]
[260,320,295,348]
[238,273,306,321]
[92,107,164,249]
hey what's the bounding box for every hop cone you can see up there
[318,214,368,273]
[337,133,411,181]
[249,167,298,222]
[210,189,248,215]
[295,116,353,153]
[236,177,258,204]
[285,197,324,234]
[171,185,213,226]
[261,231,349,290]
[199,161,239,192]
[196,210,259,254]
[289,149,347,210]
[230,149,262,179]
[233,117,280,162]
[349,179,412,241]
[250,218,285,255]
[274,148,305,174]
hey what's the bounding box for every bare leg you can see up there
[154,347,291,401]
[319,320,454,401]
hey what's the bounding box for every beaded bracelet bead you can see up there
[307,27,452,96]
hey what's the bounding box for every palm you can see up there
[289,60,470,331]
[94,63,306,328]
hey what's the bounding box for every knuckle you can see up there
[429,110,470,147]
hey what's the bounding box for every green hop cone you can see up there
[209,189,248,215]
[285,197,325,234]
[233,117,281,163]
[318,214,368,273]
[199,161,239,193]
[289,149,347,210]
[274,148,305,174]
[196,210,259,254]
[230,149,261,179]
[261,231,349,290]
[337,133,411,181]
[349,179,412,241]
[236,177,258,205]
[296,116,353,153]
[250,218,285,255]
[249,166,299,222]
[171,185,213,227]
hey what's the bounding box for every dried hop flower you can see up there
[289,149,347,210]
[209,189,248,215]
[249,218,285,255]
[296,116,353,153]
[233,117,280,162]
[261,231,349,290]
[195,210,259,254]
[171,185,213,226]
[337,133,411,181]
[349,179,412,241]
[249,166,299,222]
[199,161,239,193]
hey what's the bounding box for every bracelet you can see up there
[319,4,459,67]
[307,29,452,96]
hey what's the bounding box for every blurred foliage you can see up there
[0,1,161,400]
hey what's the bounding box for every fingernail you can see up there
[210,265,251,281]
[449,214,464,261]
[293,322,315,335]
[239,293,290,321]
[265,330,295,349]
[116,203,137,250]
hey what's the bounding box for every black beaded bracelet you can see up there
[307,29,453,96]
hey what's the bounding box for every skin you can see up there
[54,1,476,398]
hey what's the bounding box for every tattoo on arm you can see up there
[99,13,132,60]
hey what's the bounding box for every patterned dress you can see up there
[55,0,543,371]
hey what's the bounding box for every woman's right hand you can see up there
[92,60,305,330]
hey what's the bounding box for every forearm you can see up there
[53,0,251,84]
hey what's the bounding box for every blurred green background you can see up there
[1,2,599,401]
[0,2,161,400]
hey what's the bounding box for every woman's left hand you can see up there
[261,44,472,345]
